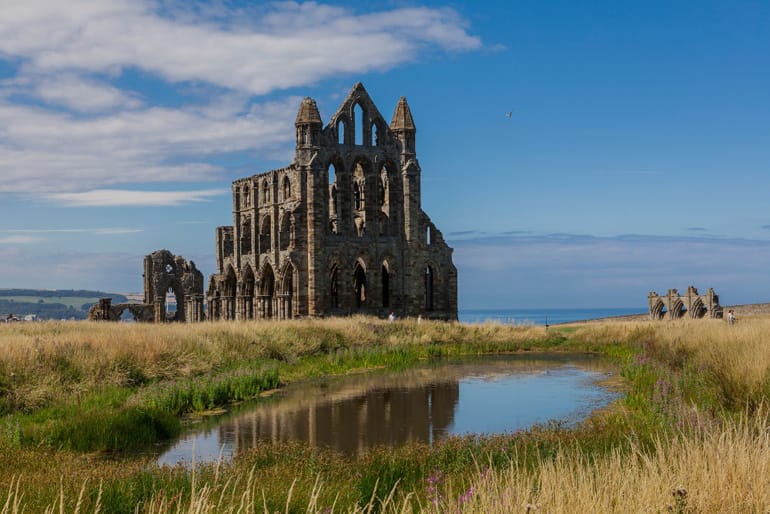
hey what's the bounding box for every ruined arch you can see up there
[241,264,255,320]
[258,262,276,319]
[279,261,297,319]
[262,180,270,204]
[354,102,365,145]
[381,261,390,309]
[353,259,367,309]
[650,298,666,320]
[259,214,271,253]
[279,213,292,251]
[240,215,252,255]
[690,297,706,319]
[424,265,435,312]
[242,184,251,208]
[223,265,237,320]
[329,262,340,310]
[352,158,372,237]
[337,118,346,145]
[282,175,292,201]
[670,299,686,319]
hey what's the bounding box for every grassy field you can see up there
[1,316,769,512]
[0,295,104,309]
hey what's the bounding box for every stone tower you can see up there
[207,83,457,320]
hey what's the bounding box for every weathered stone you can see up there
[207,83,457,320]
[648,286,723,320]
[88,249,204,322]
[86,297,154,322]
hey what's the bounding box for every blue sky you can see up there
[1,0,769,309]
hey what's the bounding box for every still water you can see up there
[158,355,618,466]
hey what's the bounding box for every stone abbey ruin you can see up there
[92,84,457,322]
[207,83,457,320]
[648,286,723,320]
[89,250,205,322]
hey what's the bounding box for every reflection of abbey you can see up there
[206,83,457,320]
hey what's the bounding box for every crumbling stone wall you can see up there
[144,250,205,322]
[87,298,154,322]
[207,83,457,321]
[88,249,204,322]
[648,286,723,320]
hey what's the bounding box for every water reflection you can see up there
[158,355,617,466]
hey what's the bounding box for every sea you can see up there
[458,307,647,326]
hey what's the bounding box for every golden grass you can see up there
[5,316,770,512]
[431,410,770,513]
[0,318,549,412]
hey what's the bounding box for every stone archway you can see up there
[353,261,366,309]
[258,263,276,319]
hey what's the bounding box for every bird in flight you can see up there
[505,110,514,118]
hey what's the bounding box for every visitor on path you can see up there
[727,309,736,325]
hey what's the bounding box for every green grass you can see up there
[0,296,104,309]
[3,317,767,512]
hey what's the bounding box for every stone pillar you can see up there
[154,296,165,323]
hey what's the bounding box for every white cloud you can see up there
[0,235,40,244]
[452,233,770,308]
[32,74,144,112]
[46,188,227,207]
[0,1,480,94]
[0,248,216,292]
[3,228,143,235]
[0,1,481,199]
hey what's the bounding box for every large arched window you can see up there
[354,103,364,145]
[241,265,255,319]
[353,161,366,237]
[279,214,292,251]
[329,264,340,309]
[262,181,270,204]
[354,261,366,308]
[381,263,390,308]
[259,215,271,252]
[242,184,250,208]
[328,163,338,234]
[372,122,379,146]
[240,215,251,255]
[337,119,345,145]
[259,264,275,319]
[424,266,434,312]
[282,176,291,201]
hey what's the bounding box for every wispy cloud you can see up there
[0,1,481,198]
[45,189,226,207]
[450,232,770,308]
[3,228,142,235]
[0,248,216,291]
[0,235,40,244]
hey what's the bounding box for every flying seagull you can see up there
[505,110,514,118]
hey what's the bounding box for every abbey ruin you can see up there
[205,83,457,320]
[648,286,723,320]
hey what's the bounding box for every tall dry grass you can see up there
[5,412,770,513]
[0,318,550,413]
[5,316,770,512]
[432,409,770,513]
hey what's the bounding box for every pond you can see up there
[157,354,619,466]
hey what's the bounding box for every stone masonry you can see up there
[88,249,205,322]
[648,286,723,320]
[207,83,457,320]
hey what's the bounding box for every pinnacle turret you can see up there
[390,96,416,131]
[295,97,322,125]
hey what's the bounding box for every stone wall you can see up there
[207,83,457,320]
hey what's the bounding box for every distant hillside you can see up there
[0,289,127,320]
